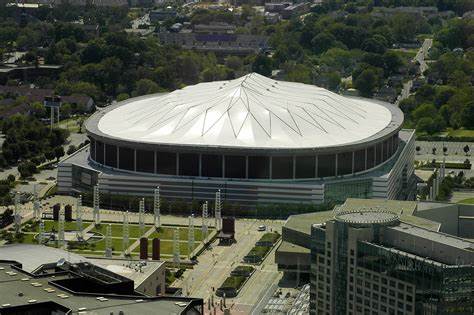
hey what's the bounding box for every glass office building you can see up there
[310,211,474,315]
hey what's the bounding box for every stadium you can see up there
[58,73,415,206]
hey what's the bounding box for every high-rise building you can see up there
[310,210,474,315]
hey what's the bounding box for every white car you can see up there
[257,225,266,231]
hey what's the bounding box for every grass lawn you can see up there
[22,220,89,233]
[149,226,204,241]
[131,239,198,256]
[447,129,474,137]
[458,198,474,204]
[91,223,150,238]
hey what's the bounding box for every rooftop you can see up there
[93,73,402,150]
[88,258,165,288]
[0,244,88,273]
[335,210,399,226]
[0,262,197,315]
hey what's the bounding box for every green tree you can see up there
[54,146,65,162]
[353,67,381,97]
[132,79,160,97]
[251,54,272,76]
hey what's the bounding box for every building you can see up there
[276,198,474,287]
[0,245,203,314]
[88,258,166,296]
[308,204,474,314]
[156,32,269,55]
[149,8,178,23]
[0,85,95,112]
[58,73,415,207]
[281,2,311,19]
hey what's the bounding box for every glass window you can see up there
[367,146,375,169]
[96,141,104,164]
[104,144,117,168]
[295,156,315,178]
[272,156,293,179]
[157,151,176,175]
[376,142,383,165]
[318,154,336,177]
[137,150,154,173]
[337,151,353,175]
[248,156,269,179]
[118,147,134,171]
[90,137,96,160]
[202,154,222,177]
[179,153,199,176]
[383,139,390,161]
[354,149,366,172]
[225,155,245,178]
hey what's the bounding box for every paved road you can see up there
[415,38,433,75]
[395,38,432,106]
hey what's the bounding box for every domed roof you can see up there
[97,73,399,149]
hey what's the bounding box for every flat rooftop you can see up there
[88,258,165,288]
[278,241,310,254]
[339,198,440,231]
[389,222,474,252]
[0,261,199,314]
[0,244,88,273]
[284,211,334,235]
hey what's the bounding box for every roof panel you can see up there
[97,73,399,149]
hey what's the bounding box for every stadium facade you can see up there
[58,73,415,206]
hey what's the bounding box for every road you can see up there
[395,38,432,106]
[415,38,433,75]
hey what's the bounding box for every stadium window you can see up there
[272,156,293,179]
[104,144,117,168]
[318,154,336,177]
[156,151,176,175]
[202,154,223,177]
[179,153,199,176]
[137,150,155,173]
[118,147,134,171]
[224,155,246,178]
[248,156,269,179]
[96,141,104,164]
[295,156,315,178]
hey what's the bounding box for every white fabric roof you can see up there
[98,73,393,149]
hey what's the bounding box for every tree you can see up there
[353,67,381,97]
[7,174,15,183]
[45,150,55,161]
[67,145,76,155]
[54,146,65,162]
[18,161,37,178]
[464,145,470,156]
[251,54,272,77]
[311,32,336,54]
[132,79,160,97]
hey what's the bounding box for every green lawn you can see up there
[91,223,149,238]
[458,198,474,204]
[131,239,198,256]
[447,129,474,137]
[22,220,89,233]
[149,227,204,241]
